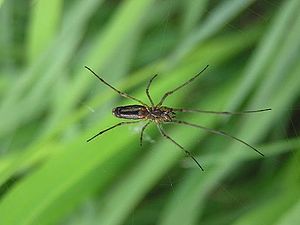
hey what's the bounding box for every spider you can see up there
[85,65,271,171]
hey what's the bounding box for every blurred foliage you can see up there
[0,0,300,225]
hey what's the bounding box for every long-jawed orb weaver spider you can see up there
[84,65,271,171]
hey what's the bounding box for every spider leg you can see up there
[146,74,158,107]
[172,107,271,115]
[140,121,152,146]
[157,124,204,171]
[87,121,141,142]
[168,120,264,156]
[85,66,147,106]
[157,65,209,106]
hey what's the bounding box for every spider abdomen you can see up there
[112,105,148,119]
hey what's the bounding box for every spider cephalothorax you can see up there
[147,106,175,123]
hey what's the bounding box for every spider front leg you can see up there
[145,74,158,107]
[85,66,147,106]
[157,65,209,106]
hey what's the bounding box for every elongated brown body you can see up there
[112,105,175,123]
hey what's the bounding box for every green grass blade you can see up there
[27,0,63,62]
[169,0,256,65]
[232,188,300,225]
[228,0,300,110]
[275,198,300,225]
[180,0,208,35]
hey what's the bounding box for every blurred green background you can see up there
[0,0,300,225]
